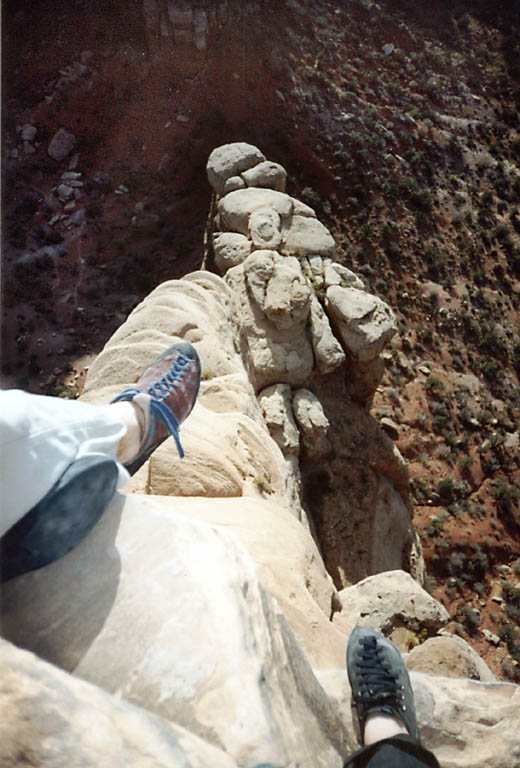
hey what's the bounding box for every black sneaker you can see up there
[111,342,201,475]
[1,456,118,582]
[347,627,419,745]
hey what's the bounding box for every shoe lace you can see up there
[356,636,403,711]
[147,353,190,401]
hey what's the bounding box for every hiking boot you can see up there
[1,456,118,582]
[347,627,419,745]
[111,341,200,475]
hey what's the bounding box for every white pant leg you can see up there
[0,390,130,537]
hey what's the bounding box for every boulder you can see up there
[0,638,238,768]
[47,128,76,161]
[223,175,246,193]
[326,286,397,362]
[258,383,300,455]
[249,207,283,249]
[334,570,449,646]
[207,143,266,195]
[226,253,315,390]
[212,232,251,273]
[292,389,331,458]
[2,495,352,766]
[218,187,294,234]
[323,261,365,291]
[241,160,287,192]
[406,634,496,682]
[282,215,336,258]
[308,293,345,374]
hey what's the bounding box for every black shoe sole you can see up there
[1,456,118,582]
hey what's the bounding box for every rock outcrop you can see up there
[2,142,517,768]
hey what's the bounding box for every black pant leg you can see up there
[343,735,441,768]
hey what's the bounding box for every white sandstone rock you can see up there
[292,389,330,457]
[258,383,300,455]
[282,215,336,258]
[334,570,449,643]
[213,232,251,273]
[244,250,311,331]
[226,258,315,390]
[323,260,365,290]
[249,207,283,249]
[207,143,266,195]
[326,286,397,362]
[308,293,346,374]
[241,160,287,191]
[223,175,246,193]
[406,634,496,682]
[219,188,293,234]
[0,638,238,768]
[2,497,351,767]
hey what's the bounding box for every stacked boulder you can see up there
[207,142,396,405]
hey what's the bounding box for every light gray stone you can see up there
[282,215,336,258]
[223,175,246,193]
[226,256,315,391]
[258,383,300,455]
[249,207,283,249]
[326,286,397,362]
[218,188,293,234]
[292,389,330,457]
[2,496,351,768]
[48,128,76,161]
[207,143,266,195]
[334,570,449,644]
[213,232,251,274]
[0,638,238,768]
[308,293,345,374]
[323,261,365,291]
[245,251,311,331]
[406,634,496,682]
[241,160,287,192]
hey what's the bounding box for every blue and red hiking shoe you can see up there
[111,341,201,475]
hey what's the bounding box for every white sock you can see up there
[363,712,408,746]
[110,401,144,464]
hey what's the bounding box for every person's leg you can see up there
[1,341,200,581]
[0,389,130,537]
[344,627,440,768]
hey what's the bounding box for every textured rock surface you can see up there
[213,231,251,273]
[406,634,496,682]
[258,383,300,455]
[334,570,449,646]
[2,495,351,767]
[293,388,331,458]
[241,160,287,191]
[326,286,397,362]
[0,638,238,768]
[207,142,266,195]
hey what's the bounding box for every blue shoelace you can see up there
[111,353,191,458]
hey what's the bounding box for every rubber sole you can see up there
[1,456,118,582]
